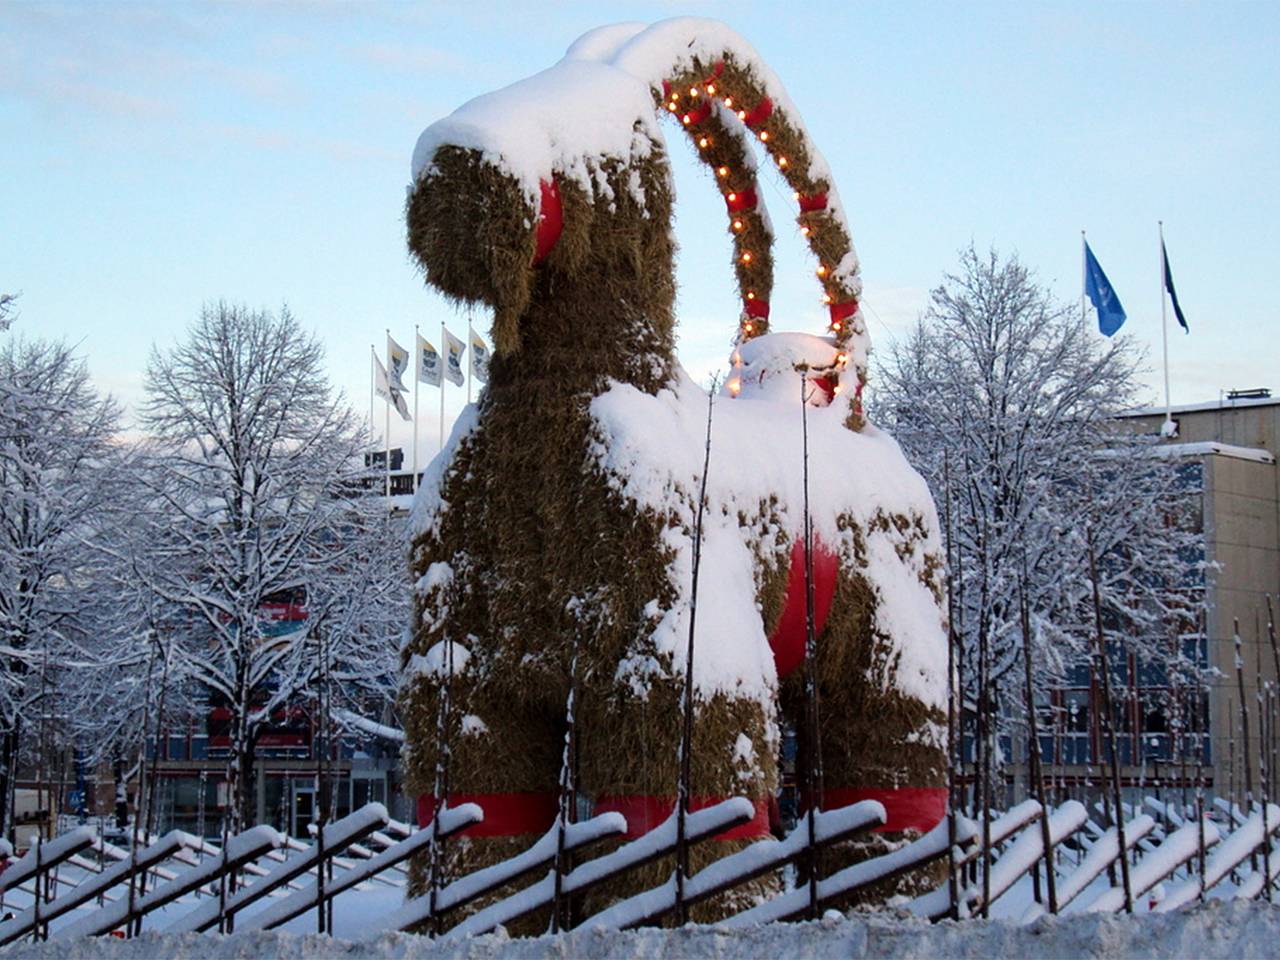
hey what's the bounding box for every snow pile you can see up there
[8,900,1280,959]
[589,366,946,708]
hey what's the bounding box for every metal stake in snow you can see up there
[427,632,456,935]
[1087,532,1133,913]
[550,632,580,933]
[1233,619,1256,870]
[942,452,960,921]
[1019,564,1057,913]
[797,366,824,921]
[675,375,717,926]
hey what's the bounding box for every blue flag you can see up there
[1084,241,1127,337]
[1162,240,1189,333]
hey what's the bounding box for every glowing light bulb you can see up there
[816,265,827,277]
[727,377,742,396]
[778,157,788,168]
[682,114,692,125]
[707,83,717,95]
[667,103,678,113]
[823,293,833,304]
[746,291,756,300]
[690,86,699,97]
[835,352,848,367]
[743,321,754,334]
[732,219,744,231]
[698,136,710,148]
[727,192,737,202]
[833,383,845,395]
[793,191,801,201]
[759,130,769,142]
[741,251,753,263]
[800,225,812,237]
[737,110,747,121]
[717,166,729,178]
[724,97,733,108]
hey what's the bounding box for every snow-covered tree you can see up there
[133,302,390,829]
[0,332,127,833]
[872,246,1205,760]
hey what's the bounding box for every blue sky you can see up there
[3,1,1276,453]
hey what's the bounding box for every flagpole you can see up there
[439,320,446,455]
[1080,230,1087,325]
[413,324,421,494]
[1159,220,1173,435]
[384,329,392,500]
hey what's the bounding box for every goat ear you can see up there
[539,178,592,277]
[406,146,536,349]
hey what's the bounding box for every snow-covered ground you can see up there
[2,898,1278,959]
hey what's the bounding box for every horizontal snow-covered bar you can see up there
[0,827,96,896]
[1020,814,1155,922]
[906,801,1043,919]
[240,802,484,933]
[0,830,197,945]
[726,812,978,927]
[164,803,389,933]
[369,809,627,936]
[583,799,885,930]
[434,799,754,940]
[53,825,284,940]
[1151,807,1276,913]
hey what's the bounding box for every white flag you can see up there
[469,325,490,384]
[387,334,410,393]
[443,326,466,387]
[374,354,393,402]
[417,334,442,387]
[390,388,411,421]
[374,354,412,421]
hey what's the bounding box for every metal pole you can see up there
[1088,535,1133,913]
[943,452,960,921]
[413,324,421,493]
[439,321,446,455]
[798,369,823,921]
[676,376,717,925]
[1020,566,1057,913]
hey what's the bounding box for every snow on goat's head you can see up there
[406,57,670,358]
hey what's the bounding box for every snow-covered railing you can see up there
[164,804,390,934]
[1152,805,1279,913]
[0,829,199,946]
[14,792,1280,945]
[723,812,978,926]
[431,799,755,940]
[1020,814,1157,922]
[583,800,887,930]
[52,825,284,939]
[0,827,97,896]
[240,802,484,933]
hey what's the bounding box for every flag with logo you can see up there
[443,326,466,387]
[417,334,442,386]
[469,326,490,384]
[374,354,411,421]
[387,334,410,392]
[1084,241,1127,337]
[374,354,393,402]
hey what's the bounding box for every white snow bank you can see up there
[12,898,1280,959]
[590,366,945,706]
